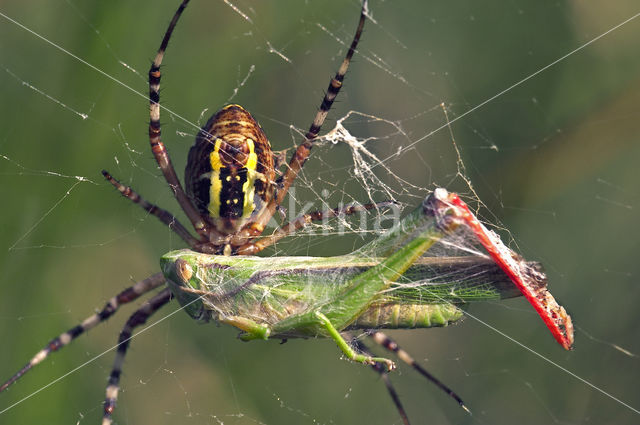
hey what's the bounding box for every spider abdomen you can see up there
[186,104,275,234]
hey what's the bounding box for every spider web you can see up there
[1,1,640,424]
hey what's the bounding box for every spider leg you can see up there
[235,200,394,255]
[370,331,470,414]
[250,0,369,234]
[102,170,199,247]
[349,335,411,425]
[102,288,173,425]
[0,273,165,393]
[147,0,210,238]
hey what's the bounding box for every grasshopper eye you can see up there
[174,259,193,284]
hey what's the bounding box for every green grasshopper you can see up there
[163,188,572,374]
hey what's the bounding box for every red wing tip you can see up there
[439,190,576,351]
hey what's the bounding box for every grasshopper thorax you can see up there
[186,104,275,234]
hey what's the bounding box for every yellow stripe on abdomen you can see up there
[242,139,257,218]
[208,140,223,219]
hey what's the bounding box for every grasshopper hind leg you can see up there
[315,312,395,371]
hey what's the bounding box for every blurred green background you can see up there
[1,1,639,424]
